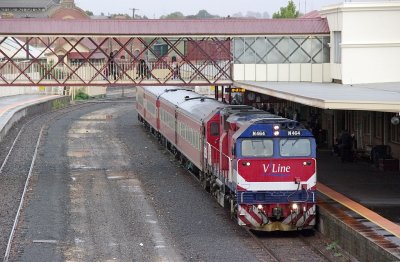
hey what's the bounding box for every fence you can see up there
[0,60,231,84]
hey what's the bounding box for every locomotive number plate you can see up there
[252,131,266,136]
[288,130,301,136]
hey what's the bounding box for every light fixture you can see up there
[273,131,280,136]
[242,161,251,166]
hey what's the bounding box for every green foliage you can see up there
[52,99,68,110]
[161,10,219,19]
[74,90,89,100]
[160,12,185,19]
[85,10,93,16]
[196,10,216,18]
[272,0,299,18]
[326,241,343,257]
[111,13,130,18]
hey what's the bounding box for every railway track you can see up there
[144,125,353,262]
[1,95,380,262]
[0,99,129,261]
[243,226,356,262]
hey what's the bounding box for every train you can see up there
[136,86,317,231]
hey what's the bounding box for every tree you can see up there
[187,10,219,19]
[272,0,299,19]
[160,12,185,19]
[85,10,93,16]
[232,12,243,18]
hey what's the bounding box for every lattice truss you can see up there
[234,36,330,64]
[0,36,233,86]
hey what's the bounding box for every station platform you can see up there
[0,94,63,142]
[317,149,400,225]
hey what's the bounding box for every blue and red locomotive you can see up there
[136,86,317,231]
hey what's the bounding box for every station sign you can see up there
[225,87,246,93]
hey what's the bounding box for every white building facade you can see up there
[233,1,400,169]
[321,2,400,84]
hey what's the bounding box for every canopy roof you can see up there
[235,81,400,113]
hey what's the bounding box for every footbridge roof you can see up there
[0,18,329,37]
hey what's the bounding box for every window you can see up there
[210,122,219,136]
[362,112,371,134]
[333,31,342,63]
[153,43,168,57]
[375,112,383,138]
[279,138,311,157]
[137,93,143,105]
[241,139,273,157]
[146,101,156,115]
[390,123,400,144]
[233,36,330,64]
[57,55,64,64]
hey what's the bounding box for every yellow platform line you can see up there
[317,182,400,239]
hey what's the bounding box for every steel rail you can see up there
[1,100,107,262]
[3,126,44,262]
[244,228,282,262]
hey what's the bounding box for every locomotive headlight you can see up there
[242,161,251,166]
[273,125,280,131]
[292,203,299,211]
[273,131,280,136]
[257,204,263,210]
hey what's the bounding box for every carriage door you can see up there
[207,121,220,167]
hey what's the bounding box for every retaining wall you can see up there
[0,96,70,143]
[318,205,400,262]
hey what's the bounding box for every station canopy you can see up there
[235,81,400,113]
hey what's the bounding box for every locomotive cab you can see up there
[231,119,317,231]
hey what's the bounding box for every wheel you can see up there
[201,173,210,192]
[230,199,237,219]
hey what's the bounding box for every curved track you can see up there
[0,102,99,261]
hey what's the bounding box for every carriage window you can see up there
[279,138,311,157]
[210,122,219,136]
[241,139,273,157]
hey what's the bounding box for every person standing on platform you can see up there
[108,51,117,80]
[171,56,180,80]
[137,59,150,79]
[340,129,353,162]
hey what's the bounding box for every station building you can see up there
[0,1,399,169]
[231,2,400,169]
[0,0,89,19]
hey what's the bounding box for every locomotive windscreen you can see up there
[279,138,312,157]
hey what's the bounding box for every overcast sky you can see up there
[75,0,342,18]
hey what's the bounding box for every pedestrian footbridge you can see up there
[0,18,329,87]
